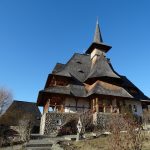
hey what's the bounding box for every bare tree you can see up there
[18,113,34,142]
[0,87,13,116]
[106,113,144,150]
[143,109,150,130]
[0,87,13,147]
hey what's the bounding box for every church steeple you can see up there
[85,20,112,54]
[93,19,103,43]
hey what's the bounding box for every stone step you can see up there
[26,143,52,147]
[24,139,53,150]
[30,134,53,140]
[25,147,51,150]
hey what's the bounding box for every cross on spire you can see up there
[93,19,103,43]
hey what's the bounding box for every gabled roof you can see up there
[86,54,120,80]
[86,80,133,98]
[52,53,120,82]
[120,76,150,100]
[37,80,135,106]
[52,63,65,73]
[53,53,91,82]
[0,100,41,126]
[41,84,87,97]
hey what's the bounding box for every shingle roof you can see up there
[37,52,150,106]
[0,100,41,126]
[39,81,134,99]
[52,63,65,73]
[120,76,150,100]
[37,20,150,106]
[43,86,70,95]
[86,54,120,80]
[53,53,91,82]
[86,80,133,98]
[42,84,87,97]
[52,53,120,82]
[93,19,103,43]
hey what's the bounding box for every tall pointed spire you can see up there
[85,19,112,54]
[93,19,103,43]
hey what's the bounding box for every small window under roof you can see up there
[76,61,82,64]
[78,69,84,73]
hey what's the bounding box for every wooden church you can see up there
[37,20,150,119]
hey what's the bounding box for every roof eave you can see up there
[85,42,112,54]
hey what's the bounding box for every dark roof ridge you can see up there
[13,100,36,104]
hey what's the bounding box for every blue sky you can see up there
[0,0,150,103]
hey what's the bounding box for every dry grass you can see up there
[63,133,150,150]
[73,137,108,150]
[143,132,150,150]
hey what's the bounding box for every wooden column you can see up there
[110,105,113,113]
[103,103,106,113]
[93,99,95,111]
[43,99,50,114]
[113,98,117,107]
[117,108,120,114]
[60,104,64,112]
[96,97,99,112]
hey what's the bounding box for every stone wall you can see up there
[93,112,111,130]
[40,112,79,135]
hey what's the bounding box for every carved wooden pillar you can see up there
[96,97,99,112]
[103,104,106,113]
[110,105,113,113]
[93,99,95,111]
[54,80,57,85]
[117,108,120,114]
[60,104,64,112]
[43,99,50,114]
[54,103,57,112]
[113,98,117,107]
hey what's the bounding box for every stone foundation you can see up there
[93,112,111,130]
[40,112,142,136]
[40,112,79,135]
